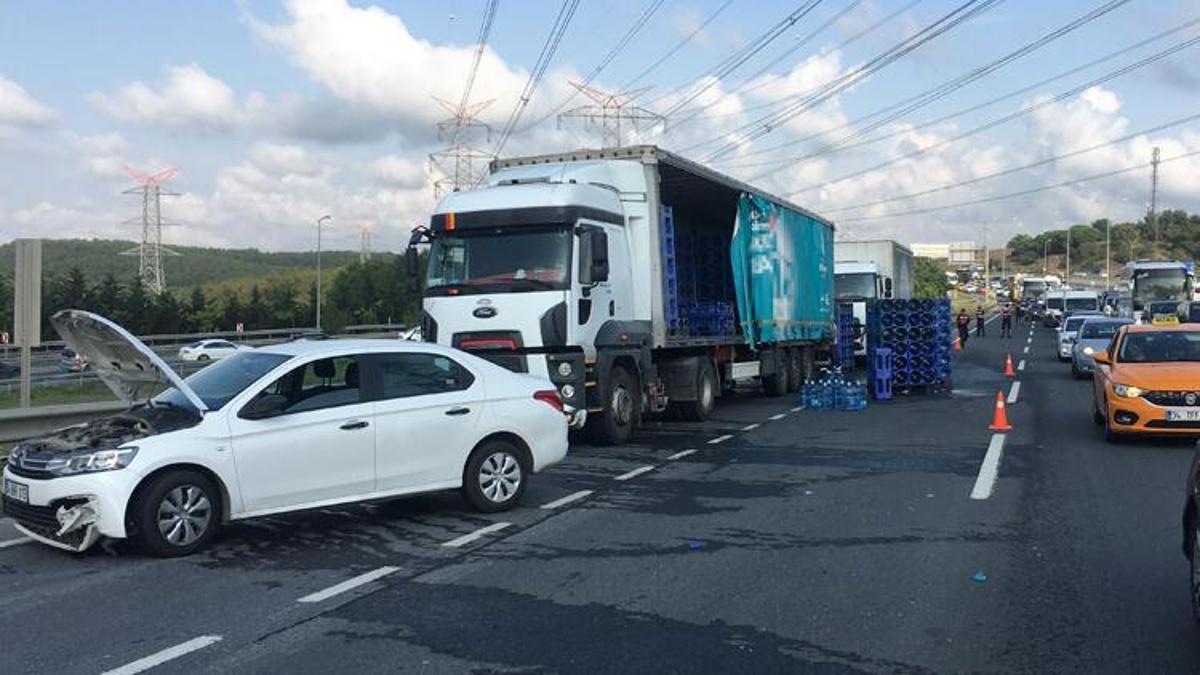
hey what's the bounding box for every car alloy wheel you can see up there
[157,484,213,547]
[478,451,522,504]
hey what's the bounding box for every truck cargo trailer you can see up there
[408,145,836,444]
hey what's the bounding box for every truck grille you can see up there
[453,331,528,373]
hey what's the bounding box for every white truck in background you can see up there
[834,240,914,354]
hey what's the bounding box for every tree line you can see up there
[0,254,425,339]
[1005,209,1200,273]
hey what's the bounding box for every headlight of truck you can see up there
[46,447,138,476]
[557,361,573,378]
[1112,384,1144,398]
[560,384,576,400]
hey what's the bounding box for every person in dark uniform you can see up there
[975,306,987,337]
[956,309,971,349]
[1000,303,1013,338]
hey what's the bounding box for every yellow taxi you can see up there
[1092,324,1200,441]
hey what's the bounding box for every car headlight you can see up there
[556,361,573,378]
[1083,346,1094,355]
[45,447,138,476]
[1112,384,1144,398]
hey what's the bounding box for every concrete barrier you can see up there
[0,401,127,444]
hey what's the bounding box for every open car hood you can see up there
[50,310,207,412]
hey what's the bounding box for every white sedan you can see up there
[2,310,568,556]
[178,339,250,362]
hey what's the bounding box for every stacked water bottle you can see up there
[866,298,953,392]
[799,366,867,411]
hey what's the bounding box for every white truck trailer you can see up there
[834,240,914,354]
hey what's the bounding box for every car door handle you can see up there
[339,420,370,430]
[445,407,471,416]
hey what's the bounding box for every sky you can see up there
[1,0,1198,253]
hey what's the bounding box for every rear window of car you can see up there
[1064,317,1088,331]
[1080,322,1127,339]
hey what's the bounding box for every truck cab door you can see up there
[575,225,615,349]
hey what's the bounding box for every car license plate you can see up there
[1166,409,1200,422]
[3,478,28,503]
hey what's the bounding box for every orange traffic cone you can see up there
[988,391,1012,431]
[953,336,962,352]
[1003,353,1015,378]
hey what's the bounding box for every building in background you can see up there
[911,241,983,265]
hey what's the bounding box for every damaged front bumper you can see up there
[8,498,101,553]
[2,466,132,552]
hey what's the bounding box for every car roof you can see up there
[1122,323,1200,333]
[256,338,468,359]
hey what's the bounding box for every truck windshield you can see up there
[1047,296,1064,310]
[1066,297,1097,311]
[426,227,572,293]
[1134,269,1190,302]
[835,273,876,300]
[1023,281,1046,296]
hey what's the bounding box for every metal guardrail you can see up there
[0,401,128,443]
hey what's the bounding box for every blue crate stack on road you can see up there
[835,302,856,368]
[867,298,952,395]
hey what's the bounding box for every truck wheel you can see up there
[680,360,718,421]
[591,365,638,445]
[762,356,788,397]
[785,349,802,393]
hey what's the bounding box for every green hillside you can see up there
[0,239,393,289]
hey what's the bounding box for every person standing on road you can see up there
[1000,303,1013,338]
[975,306,986,337]
[956,309,971,349]
[1015,302,1024,326]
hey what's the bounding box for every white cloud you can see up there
[369,154,427,189]
[89,64,264,132]
[0,77,57,129]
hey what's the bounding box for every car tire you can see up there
[197,354,210,362]
[133,470,221,558]
[1103,407,1122,443]
[463,440,529,513]
[1190,510,1200,624]
[591,365,638,445]
[680,360,718,422]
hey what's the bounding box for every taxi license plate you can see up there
[1166,409,1200,422]
[3,478,28,503]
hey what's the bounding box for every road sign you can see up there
[1,332,9,345]
[236,322,244,333]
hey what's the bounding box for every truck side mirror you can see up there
[405,246,419,286]
[405,226,433,292]
[578,228,609,286]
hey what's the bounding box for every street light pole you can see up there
[1043,239,1049,275]
[316,215,331,330]
[1066,227,1071,284]
[1106,219,1112,290]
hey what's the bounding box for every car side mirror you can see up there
[1092,351,1111,366]
[239,393,288,420]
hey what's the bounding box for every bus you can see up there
[1116,260,1194,323]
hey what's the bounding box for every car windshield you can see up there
[153,352,291,411]
[426,226,571,293]
[1063,317,1088,332]
[835,273,877,300]
[1118,331,1200,363]
[1080,321,1128,339]
[1066,297,1097,311]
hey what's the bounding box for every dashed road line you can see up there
[1007,381,1021,404]
[742,423,760,431]
[791,405,804,412]
[1023,346,1030,354]
[442,522,511,548]
[298,566,400,603]
[540,490,593,510]
[1017,359,1026,371]
[768,413,787,421]
[708,434,733,445]
[667,449,697,461]
[1027,337,1033,344]
[0,537,32,549]
[970,434,1008,500]
[615,465,655,481]
[101,635,223,675]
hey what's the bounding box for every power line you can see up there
[668,0,917,129]
[519,0,666,133]
[490,0,580,161]
[620,0,734,91]
[835,148,1200,223]
[819,111,1200,214]
[452,0,499,144]
[669,0,865,129]
[720,15,1200,169]
[652,0,825,116]
[725,0,1132,176]
[702,0,1004,161]
[786,32,1200,197]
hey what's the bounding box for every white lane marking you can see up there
[970,434,1007,500]
[540,490,593,510]
[615,465,655,481]
[768,413,787,421]
[101,635,223,675]
[1027,337,1032,344]
[1007,381,1021,404]
[1023,346,1029,354]
[708,434,733,445]
[742,423,760,431]
[442,521,511,548]
[0,537,32,549]
[791,405,804,412]
[667,449,697,461]
[1017,359,1026,371]
[298,566,400,603]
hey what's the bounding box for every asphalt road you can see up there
[0,319,1197,673]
